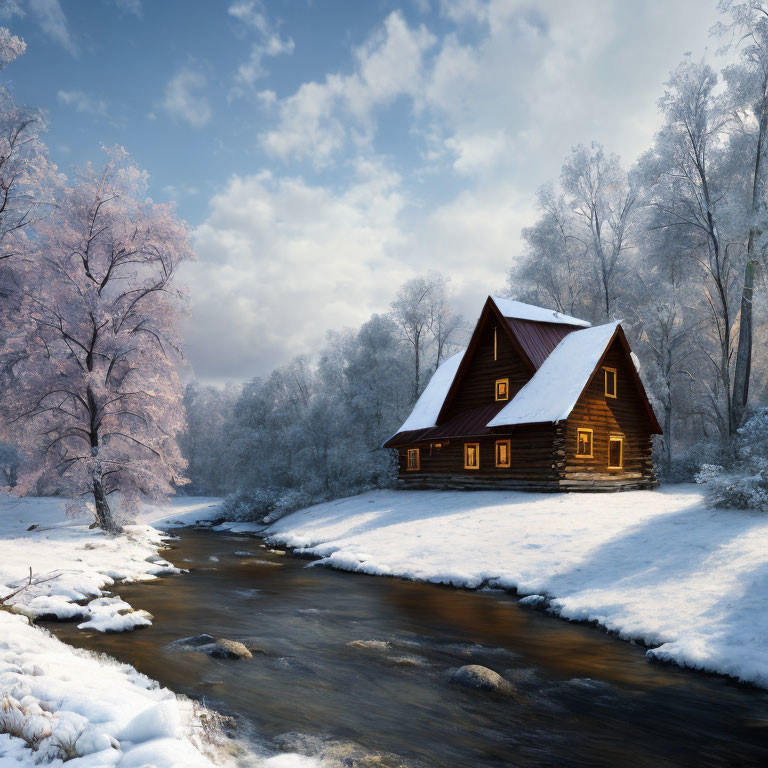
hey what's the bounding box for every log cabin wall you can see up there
[563,338,657,490]
[442,319,532,419]
[396,424,562,490]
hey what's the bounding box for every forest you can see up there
[3,1,768,524]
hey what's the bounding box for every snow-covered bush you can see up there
[696,463,768,510]
[667,440,724,483]
[696,409,768,511]
[266,489,316,522]
[220,487,325,523]
[218,488,281,522]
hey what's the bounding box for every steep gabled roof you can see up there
[490,296,591,328]
[383,296,661,448]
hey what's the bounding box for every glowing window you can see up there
[608,436,623,469]
[464,442,480,470]
[495,378,509,401]
[406,448,420,471]
[576,428,593,458]
[604,367,617,398]
[495,439,511,468]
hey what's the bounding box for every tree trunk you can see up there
[732,257,755,431]
[731,79,767,433]
[92,474,121,534]
[413,331,421,403]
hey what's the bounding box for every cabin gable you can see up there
[438,299,534,422]
[563,331,657,486]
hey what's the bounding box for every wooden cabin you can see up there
[383,296,662,491]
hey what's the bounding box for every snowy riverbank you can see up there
[0,495,315,767]
[266,485,768,688]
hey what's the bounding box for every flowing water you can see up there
[43,528,768,767]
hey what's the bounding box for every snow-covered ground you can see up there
[0,495,315,768]
[266,485,768,688]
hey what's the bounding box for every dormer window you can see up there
[603,367,617,399]
[495,378,509,401]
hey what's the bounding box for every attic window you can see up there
[604,367,617,399]
[576,428,593,458]
[464,442,480,470]
[495,439,511,468]
[608,435,623,469]
[495,378,509,401]
[406,448,420,471]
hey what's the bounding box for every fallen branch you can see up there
[0,567,68,611]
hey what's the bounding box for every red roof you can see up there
[383,404,504,447]
[504,318,576,370]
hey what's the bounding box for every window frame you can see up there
[495,439,511,468]
[495,378,510,401]
[575,428,594,458]
[603,366,617,399]
[464,442,480,470]
[406,447,420,471]
[608,435,624,469]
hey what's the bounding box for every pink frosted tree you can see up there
[0,27,54,265]
[1,148,192,533]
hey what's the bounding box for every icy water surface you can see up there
[44,528,768,767]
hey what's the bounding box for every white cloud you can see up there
[228,0,294,97]
[27,0,77,55]
[57,89,109,118]
[184,155,538,382]
[184,163,410,381]
[161,68,211,128]
[261,11,435,164]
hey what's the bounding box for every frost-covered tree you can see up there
[0,28,52,265]
[390,273,464,401]
[639,60,744,441]
[513,184,590,317]
[510,144,636,323]
[0,149,192,532]
[178,382,240,495]
[717,0,768,430]
[561,143,638,320]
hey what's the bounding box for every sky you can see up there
[0,0,734,385]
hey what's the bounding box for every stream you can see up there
[42,527,768,767]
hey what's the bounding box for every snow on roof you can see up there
[487,322,619,427]
[395,351,465,433]
[491,296,591,328]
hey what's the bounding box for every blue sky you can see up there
[1,0,732,384]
